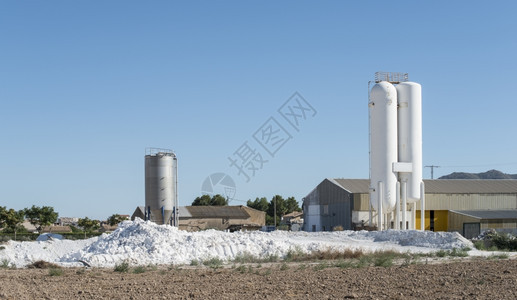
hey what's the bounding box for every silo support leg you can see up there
[420,182,425,231]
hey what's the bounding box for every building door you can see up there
[463,223,480,239]
[430,210,435,232]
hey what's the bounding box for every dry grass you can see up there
[286,248,365,262]
[27,260,60,269]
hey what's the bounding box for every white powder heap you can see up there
[0,219,473,268]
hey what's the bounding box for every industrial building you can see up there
[132,205,265,232]
[303,178,517,237]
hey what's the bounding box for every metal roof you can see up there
[332,179,517,194]
[178,206,192,218]
[183,206,250,219]
[331,179,370,193]
[450,210,517,220]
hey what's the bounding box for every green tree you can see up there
[78,217,100,238]
[24,205,58,232]
[192,194,212,206]
[0,207,25,233]
[210,194,228,206]
[285,197,301,213]
[107,214,126,226]
[246,197,269,212]
[266,195,286,226]
[192,194,228,206]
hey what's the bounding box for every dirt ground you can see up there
[0,258,516,300]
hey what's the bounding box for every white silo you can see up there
[368,72,425,231]
[145,148,178,226]
[369,81,398,213]
[396,82,423,202]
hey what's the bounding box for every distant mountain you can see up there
[439,169,517,179]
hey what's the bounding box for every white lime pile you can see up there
[0,218,473,268]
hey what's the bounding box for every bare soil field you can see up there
[0,258,516,300]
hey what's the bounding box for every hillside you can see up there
[439,169,517,179]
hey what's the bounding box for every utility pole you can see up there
[425,165,440,179]
[274,197,277,229]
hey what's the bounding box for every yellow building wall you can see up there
[415,210,448,231]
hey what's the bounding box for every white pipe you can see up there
[411,203,416,230]
[420,181,425,231]
[369,202,372,227]
[395,182,400,230]
[401,181,407,229]
[378,181,383,231]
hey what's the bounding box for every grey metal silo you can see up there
[145,148,178,226]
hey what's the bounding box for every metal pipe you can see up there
[394,181,400,230]
[369,203,372,228]
[174,156,178,227]
[378,181,383,231]
[420,181,425,231]
[401,181,407,229]
[411,203,416,230]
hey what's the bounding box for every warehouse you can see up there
[303,179,517,236]
[132,205,265,232]
[448,210,517,238]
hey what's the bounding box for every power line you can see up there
[424,165,440,179]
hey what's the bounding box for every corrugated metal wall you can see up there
[317,179,353,231]
[417,194,517,210]
[415,210,448,231]
[353,193,517,211]
[448,212,479,233]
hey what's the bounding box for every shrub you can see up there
[449,248,469,257]
[491,232,517,251]
[48,267,64,276]
[235,265,247,273]
[203,257,223,269]
[27,260,60,269]
[285,246,305,262]
[313,262,329,271]
[1,259,10,268]
[373,252,394,267]
[233,252,258,264]
[264,254,279,262]
[435,250,447,257]
[333,260,354,269]
[488,253,509,260]
[190,260,199,266]
[132,266,146,274]
[473,240,486,250]
[114,261,130,273]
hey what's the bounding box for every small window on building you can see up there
[312,225,316,232]
[322,226,326,231]
[323,205,329,215]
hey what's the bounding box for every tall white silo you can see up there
[369,81,398,212]
[396,82,422,202]
[145,148,178,225]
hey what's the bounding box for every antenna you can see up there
[425,165,440,179]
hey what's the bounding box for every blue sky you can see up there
[1,1,516,220]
